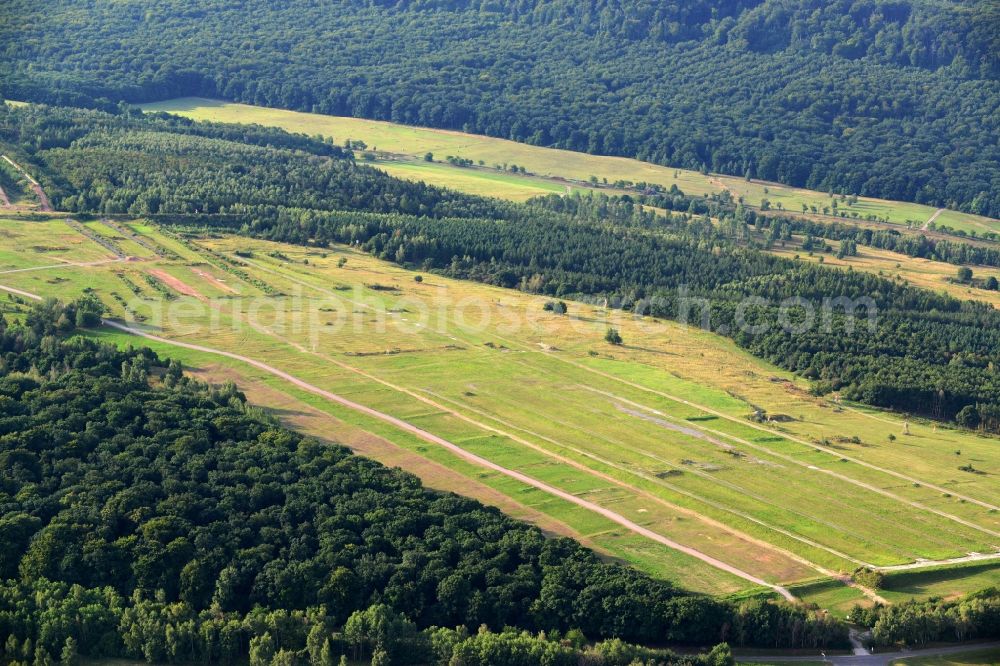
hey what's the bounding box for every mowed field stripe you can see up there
[417,387,893,602]
[219,252,856,577]
[562,361,1000,521]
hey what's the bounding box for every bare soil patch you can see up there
[148,268,205,300]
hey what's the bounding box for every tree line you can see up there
[851,587,1000,648]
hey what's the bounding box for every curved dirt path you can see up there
[0,280,794,600]
[103,318,796,601]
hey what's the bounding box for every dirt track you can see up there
[922,208,944,230]
[234,253,1000,574]
[1,155,52,211]
[102,315,797,600]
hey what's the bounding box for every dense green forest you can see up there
[0,297,848,665]
[1,0,997,216]
[5,103,1000,431]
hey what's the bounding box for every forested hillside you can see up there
[1,0,998,216]
[0,298,848,664]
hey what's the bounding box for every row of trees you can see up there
[0,583,740,666]
[746,212,1000,270]
[851,587,1000,647]
[0,104,508,222]
[1,0,998,215]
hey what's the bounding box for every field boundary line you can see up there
[0,258,125,275]
[236,308,800,597]
[108,317,795,601]
[227,253,851,580]
[425,384,869,569]
[546,350,1000,513]
[419,388,889,601]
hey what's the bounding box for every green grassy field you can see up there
[881,561,1000,603]
[377,159,586,201]
[891,648,1000,665]
[4,216,1000,606]
[139,97,1000,235]
[788,579,869,615]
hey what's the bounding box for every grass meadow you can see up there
[3,216,1000,606]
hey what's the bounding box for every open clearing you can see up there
[3,216,1000,607]
[139,97,1000,235]
[767,237,1000,307]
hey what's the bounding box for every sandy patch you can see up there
[148,268,205,299]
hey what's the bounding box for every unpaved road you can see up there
[562,356,1000,515]
[922,208,944,230]
[1,155,52,211]
[879,550,1000,572]
[0,280,795,601]
[583,386,1000,546]
[0,258,124,275]
[104,317,796,601]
